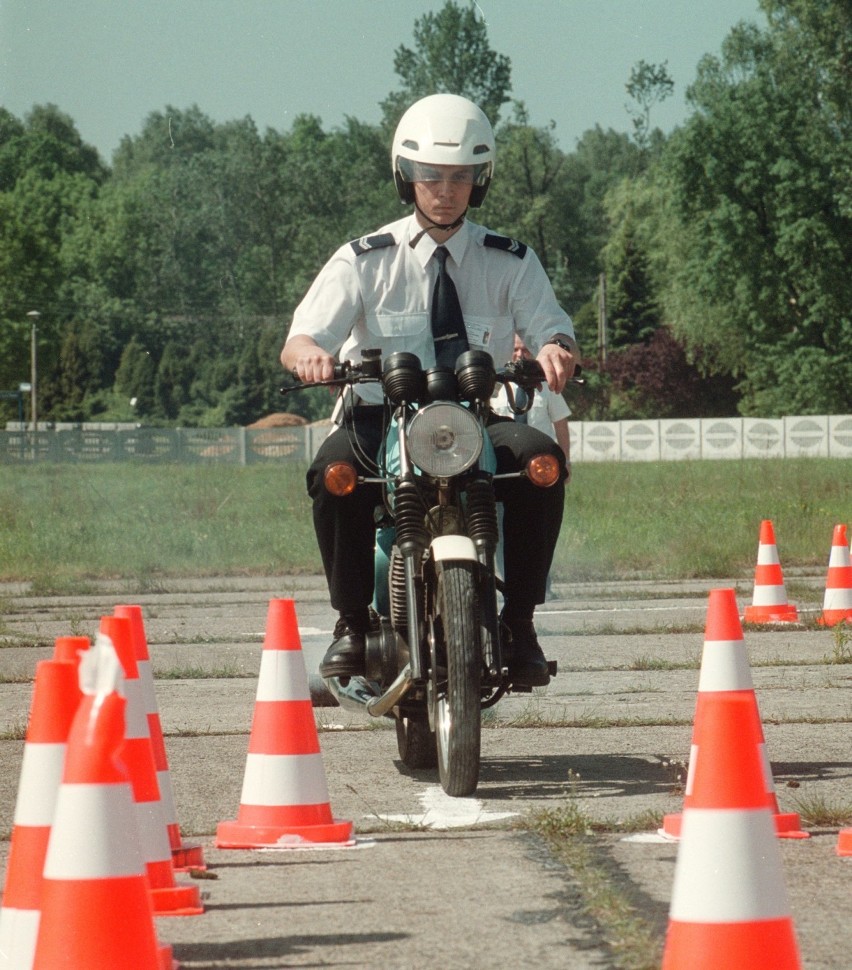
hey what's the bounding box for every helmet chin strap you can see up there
[409,203,468,248]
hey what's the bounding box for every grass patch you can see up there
[493,702,690,730]
[0,720,27,741]
[0,459,848,584]
[528,803,664,969]
[789,791,852,827]
[628,655,698,671]
[828,623,852,663]
[155,665,252,680]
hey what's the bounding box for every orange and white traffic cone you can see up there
[32,634,173,970]
[216,599,353,848]
[51,634,91,665]
[743,520,798,624]
[0,645,86,970]
[818,524,852,626]
[115,603,206,871]
[838,828,852,857]
[661,588,808,839]
[661,689,802,969]
[99,615,203,916]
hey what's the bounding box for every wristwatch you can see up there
[545,337,575,354]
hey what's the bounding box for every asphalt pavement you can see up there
[1,574,850,968]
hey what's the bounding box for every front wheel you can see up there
[395,716,437,769]
[433,562,481,796]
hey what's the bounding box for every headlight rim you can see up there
[406,402,483,477]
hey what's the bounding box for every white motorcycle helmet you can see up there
[392,93,495,208]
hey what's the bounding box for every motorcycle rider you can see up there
[281,93,579,687]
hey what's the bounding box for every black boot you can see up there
[319,611,370,679]
[502,610,550,687]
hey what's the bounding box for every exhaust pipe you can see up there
[325,664,413,718]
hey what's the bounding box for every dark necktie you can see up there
[431,246,469,369]
[513,386,528,424]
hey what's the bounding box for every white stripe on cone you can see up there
[240,753,331,806]
[751,585,791,607]
[669,808,791,922]
[756,544,781,564]
[42,783,143,881]
[0,908,40,968]
[123,679,149,739]
[696,641,754,692]
[256,651,311,702]
[12,744,67,827]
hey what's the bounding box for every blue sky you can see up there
[2,0,763,162]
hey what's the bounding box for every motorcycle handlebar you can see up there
[281,350,582,395]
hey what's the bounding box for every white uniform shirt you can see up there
[491,383,571,439]
[288,214,575,404]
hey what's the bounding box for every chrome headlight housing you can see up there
[406,403,483,477]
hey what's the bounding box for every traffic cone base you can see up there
[837,828,852,857]
[171,842,207,871]
[216,816,354,848]
[744,601,799,623]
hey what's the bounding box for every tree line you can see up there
[0,0,848,428]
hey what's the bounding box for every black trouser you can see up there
[306,407,566,618]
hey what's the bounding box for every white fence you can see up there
[571,415,852,462]
[1,415,851,465]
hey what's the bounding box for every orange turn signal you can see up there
[526,453,561,488]
[324,461,358,496]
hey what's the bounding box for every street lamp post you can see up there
[26,310,40,431]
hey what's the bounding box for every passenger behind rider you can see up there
[492,333,573,600]
[280,93,580,687]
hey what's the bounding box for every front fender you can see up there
[430,534,478,563]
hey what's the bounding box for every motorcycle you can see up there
[284,348,579,796]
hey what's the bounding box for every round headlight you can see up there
[406,403,483,477]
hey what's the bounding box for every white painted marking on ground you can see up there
[376,785,518,830]
[621,832,672,843]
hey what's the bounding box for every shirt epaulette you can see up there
[483,233,527,259]
[350,232,397,256]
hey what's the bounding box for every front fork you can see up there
[465,476,503,681]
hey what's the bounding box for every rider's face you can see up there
[413,165,474,228]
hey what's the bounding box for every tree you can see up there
[657,7,851,415]
[481,105,571,283]
[601,178,661,348]
[0,107,107,419]
[114,338,156,417]
[606,327,739,419]
[625,60,674,156]
[381,1,512,128]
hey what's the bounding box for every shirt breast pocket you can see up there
[464,315,510,351]
[367,312,429,338]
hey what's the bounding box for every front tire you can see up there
[433,562,481,796]
[395,716,437,769]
